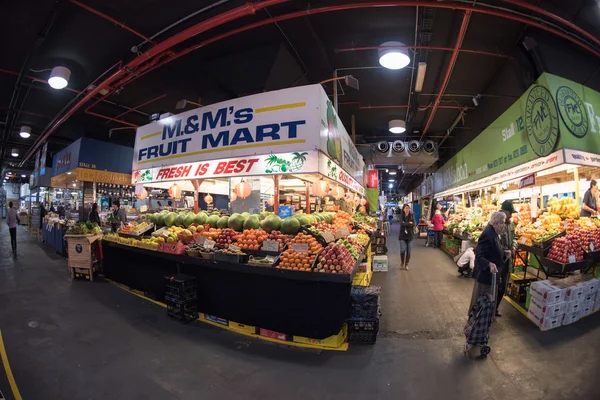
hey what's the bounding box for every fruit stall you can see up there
[100,85,384,346]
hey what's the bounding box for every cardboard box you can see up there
[562,312,580,326]
[530,280,565,305]
[582,278,599,295]
[594,295,600,312]
[579,304,594,318]
[372,255,388,272]
[528,309,562,330]
[564,284,586,302]
[528,296,565,319]
[580,292,596,308]
[565,300,582,314]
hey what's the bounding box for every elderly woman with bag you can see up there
[398,204,416,270]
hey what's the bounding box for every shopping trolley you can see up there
[425,227,436,247]
[464,273,497,358]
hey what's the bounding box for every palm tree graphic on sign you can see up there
[265,152,308,173]
[326,159,337,178]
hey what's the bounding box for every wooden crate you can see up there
[65,234,102,281]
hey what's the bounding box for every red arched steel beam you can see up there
[21,0,287,164]
[22,1,600,164]
[422,11,471,138]
[500,0,600,49]
[335,45,515,59]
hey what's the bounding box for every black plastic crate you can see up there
[166,300,198,323]
[350,286,381,319]
[164,274,197,302]
[347,318,379,344]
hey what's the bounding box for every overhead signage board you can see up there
[132,151,319,184]
[318,152,365,195]
[367,170,378,188]
[518,173,536,189]
[132,85,365,183]
[433,73,600,194]
[52,138,133,177]
[563,148,600,167]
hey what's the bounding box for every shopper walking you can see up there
[497,200,517,316]
[7,201,20,255]
[431,209,445,248]
[469,211,505,311]
[387,207,394,224]
[398,204,415,270]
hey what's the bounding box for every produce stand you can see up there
[42,217,68,256]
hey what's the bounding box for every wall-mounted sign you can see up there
[367,170,378,188]
[518,174,536,189]
[318,152,365,195]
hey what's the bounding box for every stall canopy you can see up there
[131,84,366,195]
[51,138,133,187]
[434,73,600,197]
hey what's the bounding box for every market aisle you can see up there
[0,226,598,399]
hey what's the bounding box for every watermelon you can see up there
[164,212,177,227]
[206,215,219,228]
[296,215,310,226]
[211,211,220,216]
[258,212,269,221]
[243,215,260,230]
[228,214,246,232]
[217,216,230,229]
[241,212,251,219]
[261,214,282,233]
[174,214,185,227]
[184,213,195,228]
[155,213,165,227]
[229,213,241,220]
[194,212,208,225]
[281,216,301,234]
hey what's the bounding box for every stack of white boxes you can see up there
[528,277,600,330]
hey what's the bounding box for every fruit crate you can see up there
[347,317,379,344]
[164,274,197,302]
[532,230,566,249]
[166,300,198,323]
[214,251,249,264]
[541,258,590,275]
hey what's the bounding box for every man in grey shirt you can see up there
[7,201,20,254]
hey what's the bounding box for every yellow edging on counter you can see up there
[0,329,23,400]
[108,279,348,351]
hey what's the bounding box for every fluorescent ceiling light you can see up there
[48,66,71,89]
[21,174,26,178]
[389,171,397,175]
[389,119,406,134]
[389,179,395,182]
[415,62,427,92]
[388,183,393,188]
[11,148,19,157]
[20,126,31,138]
[378,41,411,70]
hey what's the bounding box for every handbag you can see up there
[413,226,419,235]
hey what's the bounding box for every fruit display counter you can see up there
[103,210,376,340]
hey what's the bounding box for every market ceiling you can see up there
[1,0,599,191]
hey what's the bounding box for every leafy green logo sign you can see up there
[525,85,559,157]
[264,152,308,173]
[556,86,588,138]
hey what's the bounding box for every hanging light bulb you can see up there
[235,180,252,199]
[204,194,213,204]
[48,66,71,89]
[331,186,345,199]
[311,180,330,197]
[136,188,148,200]
[230,191,237,202]
[168,183,182,199]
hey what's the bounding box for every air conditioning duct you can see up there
[423,140,436,154]
[408,140,421,153]
[392,140,405,153]
[376,141,390,154]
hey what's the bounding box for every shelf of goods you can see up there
[41,215,75,256]
[102,210,377,342]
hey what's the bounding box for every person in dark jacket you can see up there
[39,203,47,229]
[88,203,101,225]
[398,204,415,270]
[469,211,506,312]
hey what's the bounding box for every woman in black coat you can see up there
[398,204,415,270]
[469,211,506,312]
[88,203,101,225]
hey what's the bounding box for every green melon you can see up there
[241,212,251,219]
[258,212,269,221]
[206,215,219,228]
[174,214,185,227]
[281,216,301,234]
[155,213,164,227]
[296,215,310,226]
[217,216,230,229]
[184,213,195,228]
[211,211,220,216]
[243,215,260,230]
[164,212,177,227]
[228,214,246,232]
[261,215,282,233]
[194,212,208,225]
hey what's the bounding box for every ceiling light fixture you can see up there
[11,148,19,157]
[21,174,26,178]
[66,171,72,175]
[48,66,71,89]
[389,171,397,175]
[388,183,393,188]
[389,119,406,134]
[20,126,31,138]
[378,41,411,70]
[389,179,395,182]
[415,62,427,92]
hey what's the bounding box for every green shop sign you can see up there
[434,73,600,194]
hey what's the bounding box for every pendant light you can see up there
[11,148,19,157]
[230,191,237,202]
[48,66,71,89]
[235,180,252,199]
[19,126,31,138]
[204,194,213,204]
[331,186,345,200]
[311,180,330,197]
[169,183,182,199]
[378,41,410,70]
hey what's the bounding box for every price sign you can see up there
[321,231,335,243]
[262,240,279,252]
[568,255,576,263]
[204,240,215,249]
[292,243,309,253]
[195,235,207,245]
[229,244,241,252]
[335,226,350,239]
[521,237,527,244]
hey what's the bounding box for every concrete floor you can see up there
[0,224,599,400]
